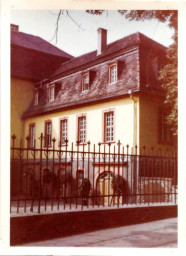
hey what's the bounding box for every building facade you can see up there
[22,28,173,150]
[11,27,177,210]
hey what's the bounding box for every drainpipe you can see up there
[128,90,137,150]
[128,90,138,203]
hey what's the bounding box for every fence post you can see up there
[51,137,56,211]
[117,140,121,207]
[38,133,44,214]
[10,134,16,213]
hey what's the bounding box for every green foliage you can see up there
[159,32,177,134]
[121,10,178,133]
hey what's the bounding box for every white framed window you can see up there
[60,119,68,145]
[34,90,38,105]
[82,73,89,91]
[29,124,35,148]
[109,64,117,84]
[45,121,52,147]
[78,116,86,144]
[49,85,55,102]
[104,112,114,142]
[158,109,172,144]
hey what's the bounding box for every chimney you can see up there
[11,24,19,32]
[97,28,107,55]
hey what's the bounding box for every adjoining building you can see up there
[11,24,73,144]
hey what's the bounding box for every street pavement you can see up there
[24,218,177,247]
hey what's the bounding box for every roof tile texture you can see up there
[23,32,166,117]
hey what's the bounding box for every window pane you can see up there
[30,125,35,147]
[105,112,114,142]
[61,119,68,144]
[110,65,117,84]
[46,122,52,146]
[78,117,86,143]
[49,86,55,101]
[82,74,89,91]
[34,92,38,105]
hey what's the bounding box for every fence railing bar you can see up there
[10,134,178,215]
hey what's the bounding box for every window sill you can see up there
[81,89,89,93]
[101,141,115,145]
[76,143,87,146]
[109,81,117,85]
[58,144,69,148]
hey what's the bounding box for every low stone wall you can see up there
[10,205,177,246]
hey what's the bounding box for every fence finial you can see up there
[11,134,16,140]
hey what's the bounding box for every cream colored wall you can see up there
[11,78,34,146]
[23,96,140,152]
[139,94,173,152]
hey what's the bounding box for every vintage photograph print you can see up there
[10,9,177,247]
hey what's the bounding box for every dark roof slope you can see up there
[23,32,166,118]
[51,32,166,79]
[11,29,73,81]
[11,30,73,58]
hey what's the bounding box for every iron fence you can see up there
[10,134,177,215]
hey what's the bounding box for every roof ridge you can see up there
[55,32,141,71]
[107,31,140,47]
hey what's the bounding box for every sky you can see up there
[11,10,174,57]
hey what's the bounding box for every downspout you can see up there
[128,90,137,150]
[128,90,138,203]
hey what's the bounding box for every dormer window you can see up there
[34,90,39,106]
[82,73,89,91]
[109,63,118,84]
[49,85,55,102]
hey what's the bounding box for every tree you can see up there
[86,10,178,134]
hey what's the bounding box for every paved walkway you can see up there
[24,218,177,247]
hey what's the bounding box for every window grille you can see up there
[60,119,68,145]
[78,116,86,143]
[29,124,35,147]
[49,86,55,101]
[109,64,117,84]
[45,122,52,146]
[104,112,114,142]
[82,74,89,91]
